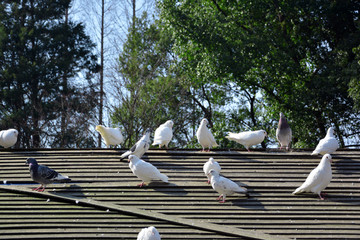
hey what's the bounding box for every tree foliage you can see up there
[0,0,99,148]
[111,12,195,148]
[159,0,360,148]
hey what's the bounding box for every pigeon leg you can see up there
[137,182,146,187]
[32,185,41,191]
[219,195,226,203]
[217,194,223,201]
[319,192,326,200]
[32,185,45,192]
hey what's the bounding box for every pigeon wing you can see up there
[37,165,58,181]
[293,166,325,194]
[133,160,168,183]
[207,129,219,146]
[106,128,123,144]
[312,138,339,155]
[153,127,172,145]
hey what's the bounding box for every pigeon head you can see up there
[128,155,140,163]
[145,128,152,134]
[148,226,159,236]
[165,120,174,127]
[10,129,18,137]
[322,154,333,163]
[262,130,268,137]
[26,158,38,166]
[209,157,215,163]
[95,125,104,132]
[207,169,219,177]
[327,127,336,137]
[201,118,208,125]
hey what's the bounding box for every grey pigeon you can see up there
[292,154,332,200]
[26,158,71,192]
[311,127,339,155]
[208,169,248,203]
[137,226,161,240]
[120,128,151,160]
[0,128,18,148]
[276,113,292,150]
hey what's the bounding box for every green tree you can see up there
[0,0,99,148]
[159,0,360,148]
[111,12,194,147]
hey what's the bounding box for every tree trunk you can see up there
[98,0,105,148]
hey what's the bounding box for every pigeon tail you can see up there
[292,186,305,195]
[120,151,131,160]
[235,187,248,194]
[159,173,169,183]
[53,173,71,183]
[311,151,319,156]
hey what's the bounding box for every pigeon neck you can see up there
[29,163,38,173]
[326,131,334,138]
[279,117,289,129]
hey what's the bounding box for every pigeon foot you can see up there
[137,182,146,187]
[32,186,45,192]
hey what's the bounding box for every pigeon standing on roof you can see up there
[137,226,161,240]
[120,128,151,160]
[152,120,174,148]
[95,125,124,147]
[292,154,333,200]
[26,158,71,192]
[311,127,339,155]
[203,157,221,184]
[208,169,248,203]
[0,129,18,148]
[225,130,267,151]
[276,113,292,150]
[128,155,168,187]
[196,118,218,151]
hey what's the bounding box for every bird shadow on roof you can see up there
[50,184,86,199]
[146,182,188,196]
[228,186,266,210]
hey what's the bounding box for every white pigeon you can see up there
[276,113,292,150]
[152,120,174,148]
[128,155,168,187]
[225,130,267,151]
[203,157,221,184]
[137,226,161,240]
[311,127,339,155]
[196,118,218,151]
[120,128,151,160]
[0,128,18,148]
[208,169,248,203]
[95,125,124,147]
[292,154,333,200]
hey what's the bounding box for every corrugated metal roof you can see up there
[0,149,359,239]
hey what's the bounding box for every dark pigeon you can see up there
[276,112,292,150]
[26,158,71,192]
